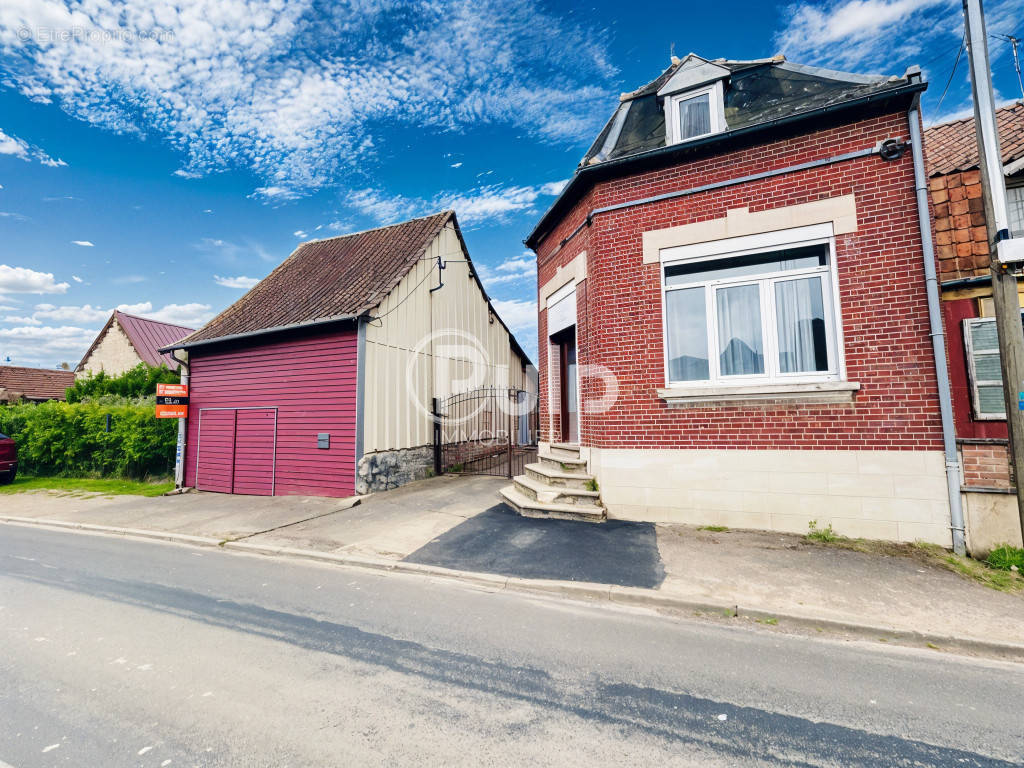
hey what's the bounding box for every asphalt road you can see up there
[1,525,1021,767]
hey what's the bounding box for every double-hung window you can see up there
[662,231,843,387]
[1008,184,1024,237]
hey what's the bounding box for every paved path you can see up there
[1,526,1021,766]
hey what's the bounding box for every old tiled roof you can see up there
[924,101,1024,176]
[176,212,454,346]
[0,365,75,401]
[76,311,194,372]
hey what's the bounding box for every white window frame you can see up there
[665,81,725,145]
[659,225,847,389]
[963,314,1024,420]
[1008,182,1024,238]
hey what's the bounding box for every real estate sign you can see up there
[155,383,189,419]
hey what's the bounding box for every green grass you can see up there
[806,519,840,543]
[698,525,730,532]
[0,476,173,497]
[986,545,1024,572]
[584,478,599,493]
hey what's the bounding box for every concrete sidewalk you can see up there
[2,475,1022,657]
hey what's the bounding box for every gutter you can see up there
[527,79,928,249]
[908,99,968,556]
[158,314,361,353]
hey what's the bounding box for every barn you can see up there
[162,211,535,498]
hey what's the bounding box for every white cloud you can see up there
[451,162,463,168]
[539,179,569,196]
[475,252,535,288]
[491,297,537,358]
[144,303,214,327]
[440,185,542,223]
[0,211,27,221]
[173,169,202,179]
[293,230,308,239]
[113,275,146,284]
[0,0,615,200]
[0,265,69,294]
[29,303,111,324]
[195,236,274,263]
[772,0,1020,72]
[71,275,83,283]
[0,324,97,367]
[0,127,66,167]
[214,275,260,289]
[71,240,94,247]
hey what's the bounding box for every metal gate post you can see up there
[432,397,442,476]
[507,390,514,479]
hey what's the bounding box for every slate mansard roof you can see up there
[527,53,926,248]
[165,211,530,363]
[924,101,1024,177]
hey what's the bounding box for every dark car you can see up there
[0,432,16,484]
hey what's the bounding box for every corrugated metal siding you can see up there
[363,224,532,453]
[185,328,357,497]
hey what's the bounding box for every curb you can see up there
[4,514,1024,663]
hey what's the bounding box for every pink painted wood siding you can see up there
[184,328,357,497]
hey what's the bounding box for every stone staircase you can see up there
[499,443,607,522]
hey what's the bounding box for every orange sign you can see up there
[157,383,189,397]
[155,404,188,419]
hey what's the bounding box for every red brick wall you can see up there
[930,169,987,279]
[961,441,1013,489]
[534,111,945,450]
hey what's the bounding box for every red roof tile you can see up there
[924,101,1024,176]
[0,365,75,401]
[178,211,454,346]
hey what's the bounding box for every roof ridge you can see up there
[114,310,194,330]
[927,100,1024,132]
[298,210,454,247]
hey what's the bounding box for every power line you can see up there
[990,32,1024,100]
[930,31,967,126]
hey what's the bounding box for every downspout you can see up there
[170,349,190,490]
[907,101,967,555]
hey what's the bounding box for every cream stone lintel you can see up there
[539,251,587,310]
[657,380,860,405]
[641,194,859,265]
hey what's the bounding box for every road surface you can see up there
[1,524,1021,766]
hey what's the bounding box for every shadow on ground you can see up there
[404,503,666,588]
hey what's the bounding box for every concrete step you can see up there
[547,442,581,460]
[524,462,593,490]
[512,474,601,506]
[537,452,588,471]
[499,485,607,523]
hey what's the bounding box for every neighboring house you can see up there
[929,101,1024,551]
[518,53,962,546]
[77,311,194,377]
[162,211,534,498]
[0,365,75,402]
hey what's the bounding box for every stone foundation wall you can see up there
[356,445,434,494]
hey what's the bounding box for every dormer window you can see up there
[666,81,725,144]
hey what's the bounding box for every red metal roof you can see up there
[115,312,194,368]
[0,365,75,401]
[924,101,1024,177]
[178,212,454,346]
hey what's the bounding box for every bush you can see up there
[66,364,180,403]
[0,400,176,479]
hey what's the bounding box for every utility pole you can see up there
[963,0,1024,542]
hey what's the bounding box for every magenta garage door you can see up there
[184,327,358,498]
[195,408,277,495]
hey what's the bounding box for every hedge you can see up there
[0,399,176,479]
[66,364,181,403]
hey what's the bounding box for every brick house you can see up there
[511,53,962,546]
[928,102,1024,551]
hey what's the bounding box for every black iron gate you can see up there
[433,387,538,478]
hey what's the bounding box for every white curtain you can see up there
[717,284,763,376]
[679,94,710,139]
[775,277,825,373]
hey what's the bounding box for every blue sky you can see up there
[0,0,1021,369]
